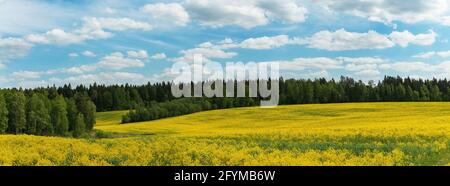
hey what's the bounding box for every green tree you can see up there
[75,93,96,131]
[5,91,26,134]
[0,92,8,133]
[66,98,78,132]
[73,113,85,138]
[51,95,69,136]
[419,85,430,101]
[26,94,51,135]
[430,85,442,101]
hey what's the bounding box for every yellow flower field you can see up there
[1,102,449,166]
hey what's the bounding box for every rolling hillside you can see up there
[1,103,449,166]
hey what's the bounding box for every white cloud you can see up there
[275,57,343,71]
[257,0,308,23]
[81,17,153,32]
[0,37,33,65]
[54,51,148,74]
[25,28,112,45]
[301,29,395,51]
[337,57,386,64]
[316,0,449,25]
[389,30,437,47]
[240,35,290,49]
[97,52,145,70]
[127,50,148,59]
[298,29,437,51]
[413,50,450,58]
[379,62,436,72]
[12,70,43,79]
[172,44,238,63]
[82,50,96,57]
[141,3,190,26]
[150,53,167,60]
[413,52,437,59]
[69,53,79,58]
[26,29,90,45]
[182,0,307,29]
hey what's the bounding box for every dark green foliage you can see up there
[0,92,8,133]
[74,93,96,131]
[5,90,26,134]
[26,93,51,135]
[0,88,95,137]
[51,95,69,136]
[66,98,78,132]
[73,113,85,138]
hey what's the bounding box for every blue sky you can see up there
[1,0,450,88]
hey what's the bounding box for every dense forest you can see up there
[0,89,96,137]
[2,76,450,136]
[120,76,450,123]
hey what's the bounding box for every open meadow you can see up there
[0,102,449,166]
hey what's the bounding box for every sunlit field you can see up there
[1,102,449,166]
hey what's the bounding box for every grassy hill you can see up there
[1,102,450,166]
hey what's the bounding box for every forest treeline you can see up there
[121,76,450,123]
[1,76,450,131]
[0,89,96,137]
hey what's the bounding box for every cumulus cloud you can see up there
[81,17,153,32]
[379,61,437,72]
[150,53,167,60]
[25,17,152,46]
[316,0,449,25]
[25,28,111,45]
[300,29,395,51]
[240,35,290,49]
[82,50,96,57]
[413,50,450,59]
[12,70,44,79]
[389,30,437,47]
[172,43,238,63]
[299,29,437,51]
[127,50,148,59]
[141,3,190,26]
[0,37,33,65]
[98,52,145,70]
[69,53,79,58]
[179,0,308,29]
[52,50,148,74]
[276,57,343,71]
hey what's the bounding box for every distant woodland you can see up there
[1,76,450,137]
